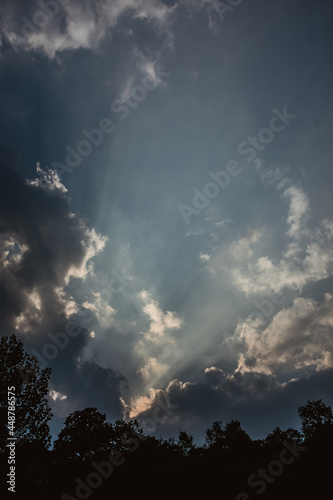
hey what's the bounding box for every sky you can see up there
[0,0,332,444]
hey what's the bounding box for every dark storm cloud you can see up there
[49,359,127,419]
[44,328,128,439]
[0,149,127,435]
[133,367,333,441]
[0,149,105,333]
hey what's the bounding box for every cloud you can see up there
[127,388,158,418]
[76,286,184,412]
[0,0,177,59]
[29,162,68,194]
[118,47,169,103]
[100,0,174,25]
[230,228,262,261]
[283,186,310,239]
[255,161,292,188]
[200,253,211,262]
[230,184,333,295]
[132,366,333,439]
[49,359,128,423]
[282,186,310,258]
[231,236,333,296]
[82,293,116,329]
[139,290,182,343]
[0,0,226,59]
[130,369,282,437]
[138,357,169,381]
[49,390,67,401]
[204,365,224,386]
[234,293,333,375]
[0,159,106,334]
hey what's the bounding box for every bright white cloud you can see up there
[3,0,177,59]
[82,292,116,329]
[54,288,79,318]
[234,294,333,375]
[27,163,68,193]
[231,230,333,296]
[49,390,67,401]
[128,387,158,418]
[230,183,333,295]
[139,290,182,343]
[139,357,169,382]
[66,227,107,282]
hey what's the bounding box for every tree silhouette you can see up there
[298,399,333,441]
[263,426,303,448]
[223,419,251,451]
[111,419,146,455]
[204,418,251,454]
[204,420,224,448]
[0,335,52,452]
[0,334,52,498]
[53,407,113,463]
[178,430,195,456]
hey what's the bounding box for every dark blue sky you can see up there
[0,0,332,443]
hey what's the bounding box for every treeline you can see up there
[1,335,333,499]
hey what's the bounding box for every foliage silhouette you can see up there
[0,335,52,498]
[178,430,195,456]
[0,335,52,451]
[53,408,113,463]
[1,334,333,499]
[298,398,333,440]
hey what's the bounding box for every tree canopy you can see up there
[0,334,52,452]
[298,399,333,440]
